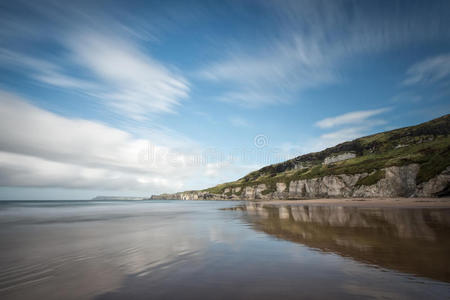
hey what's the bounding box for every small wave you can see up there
[0,264,54,293]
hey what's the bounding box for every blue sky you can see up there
[0,0,449,199]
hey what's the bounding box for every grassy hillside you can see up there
[204,114,450,195]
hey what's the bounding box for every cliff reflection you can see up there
[236,203,450,282]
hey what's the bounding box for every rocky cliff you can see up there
[152,114,450,200]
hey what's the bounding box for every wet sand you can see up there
[255,197,450,208]
[1,200,449,299]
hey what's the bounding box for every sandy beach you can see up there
[254,197,450,208]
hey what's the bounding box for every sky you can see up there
[0,0,449,200]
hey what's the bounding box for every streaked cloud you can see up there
[315,108,390,129]
[0,0,191,121]
[0,32,190,120]
[67,32,189,119]
[403,53,450,86]
[199,0,450,108]
[0,49,95,90]
[198,35,336,107]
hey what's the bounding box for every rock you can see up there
[323,152,356,165]
[150,164,449,200]
[353,164,420,197]
[416,166,450,197]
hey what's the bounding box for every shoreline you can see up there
[250,197,450,208]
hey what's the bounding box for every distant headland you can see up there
[91,196,149,201]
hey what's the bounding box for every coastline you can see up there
[251,197,450,208]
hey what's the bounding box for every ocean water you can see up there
[0,200,449,299]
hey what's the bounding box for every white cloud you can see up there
[315,108,390,129]
[290,107,392,153]
[0,91,243,193]
[403,53,450,86]
[287,126,376,155]
[319,127,369,143]
[0,91,262,194]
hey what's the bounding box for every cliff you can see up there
[151,114,450,200]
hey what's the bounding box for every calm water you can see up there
[0,200,449,299]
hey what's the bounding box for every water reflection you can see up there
[236,203,450,282]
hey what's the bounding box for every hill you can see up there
[152,114,450,200]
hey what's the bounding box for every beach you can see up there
[1,200,449,299]
[255,197,450,208]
